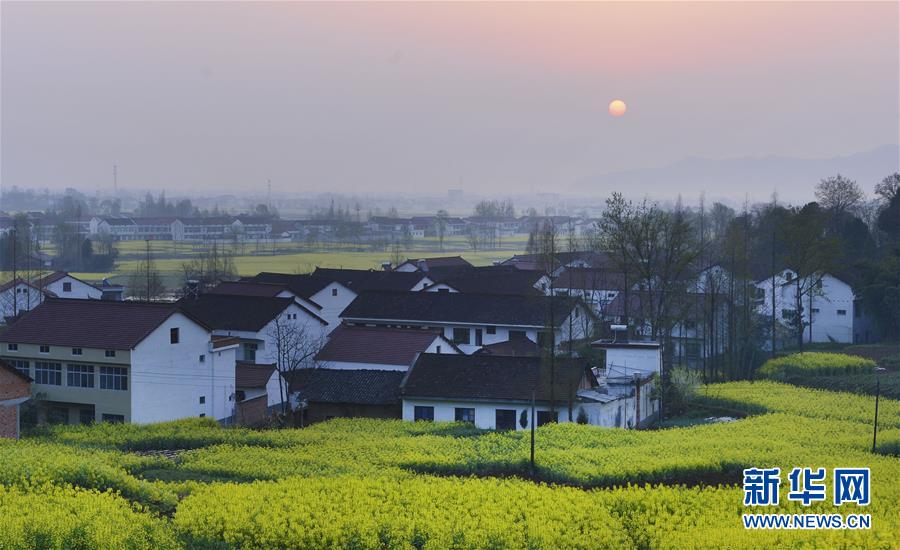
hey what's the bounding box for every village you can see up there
[0,241,873,436]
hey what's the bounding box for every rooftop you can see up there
[402,354,595,403]
[235,362,277,388]
[312,268,430,292]
[0,299,190,349]
[316,325,449,366]
[341,290,583,328]
[178,294,324,332]
[286,368,404,405]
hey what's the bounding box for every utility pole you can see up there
[872,378,881,453]
[145,239,151,301]
[11,228,17,317]
[530,389,536,477]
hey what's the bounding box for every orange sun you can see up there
[609,99,627,117]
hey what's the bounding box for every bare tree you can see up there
[435,209,449,251]
[180,240,237,292]
[815,174,864,215]
[874,172,900,204]
[127,242,166,301]
[266,317,328,414]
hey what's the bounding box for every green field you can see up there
[2,382,897,548]
[45,236,528,285]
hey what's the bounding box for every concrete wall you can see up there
[755,272,854,344]
[44,277,102,300]
[0,344,132,423]
[0,284,47,320]
[310,283,357,333]
[402,398,561,430]
[131,312,236,423]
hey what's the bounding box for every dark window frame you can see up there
[66,364,95,388]
[455,407,475,423]
[413,405,434,421]
[170,327,180,344]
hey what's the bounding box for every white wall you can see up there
[439,325,540,354]
[44,276,102,300]
[754,271,854,344]
[317,340,459,371]
[402,398,559,430]
[265,370,287,408]
[0,284,47,320]
[310,282,357,333]
[603,347,662,376]
[131,312,236,423]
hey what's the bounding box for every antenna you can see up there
[267,179,272,210]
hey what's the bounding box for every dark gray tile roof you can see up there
[340,290,582,328]
[312,268,429,292]
[0,298,189,349]
[286,368,404,405]
[315,325,448,366]
[178,294,323,332]
[402,354,593,403]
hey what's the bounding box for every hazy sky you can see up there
[2,1,898,199]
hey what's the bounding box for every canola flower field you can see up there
[0,381,897,549]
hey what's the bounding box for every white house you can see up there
[238,273,359,332]
[552,268,625,316]
[754,269,855,345]
[0,299,239,424]
[0,279,55,322]
[314,325,458,371]
[339,290,595,354]
[178,294,329,365]
[36,272,103,300]
[400,354,599,429]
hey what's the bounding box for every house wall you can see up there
[578,390,658,429]
[402,398,561,430]
[44,277,102,300]
[265,370,287,408]
[131,313,236,423]
[0,344,132,423]
[0,284,47,320]
[0,367,30,438]
[439,325,541,354]
[754,272,854,345]
[310,283,357,332]
[603,347,662,376]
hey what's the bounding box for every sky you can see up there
[1,1,898,202]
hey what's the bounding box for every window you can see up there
[199,396,205,404]
[170,328,180,344]
[837,309,847,316]
[39,345,50,354]
[811,308,820,314]
[8,360,29,377]
[537,410,558,426]
[784,272,793,282]
[235,390,246,402]
[452,328,470,345]
[815,279,823,289]
[199,413,206,418]
[436,345,442,354]
[438,288,450,293]
[67,364,95,388]
[455,407,475,423]
[243,343,258,362]
[105,350,116,357]
[7,343,17,351]
[72,348,83,356]
[683,320,697,330]
[495,409,517,431]
[486,326,496,335]
[199,354,206,363]
[509,330,526,340]
[102,414,124,423]
[331,288,338,297]
[63,282,72,292]
[781,309,796,320]
[79,408,94,425]
[475,329,483,347]
[413,406,434,421]
[99,366,128,390]
[754,287,765,300]
[34,362,62,385]
[684,343,701,361]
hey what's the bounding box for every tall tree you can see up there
[815,174,864,216]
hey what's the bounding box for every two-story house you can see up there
[339,291,594,354]
[0,299,238,424]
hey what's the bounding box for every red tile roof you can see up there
[0,298,202,350]
[236,362,277,388]
[315,325,449,367]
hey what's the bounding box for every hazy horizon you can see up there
[2,2,898,203]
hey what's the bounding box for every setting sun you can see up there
[609,99,627,117]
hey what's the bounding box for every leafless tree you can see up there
[180,240,237,292]
[815,174,865,215]
[874,172,900,204]
[266,317,328,414]
[128,242,166,301]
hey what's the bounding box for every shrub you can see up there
[759,352,876,379]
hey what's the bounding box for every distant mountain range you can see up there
[573,145,900,204]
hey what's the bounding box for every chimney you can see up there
[610,324,628,343]
[417,259,428,272]
[381,261,392,272]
